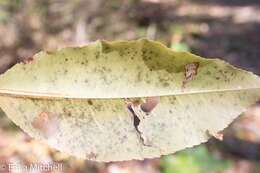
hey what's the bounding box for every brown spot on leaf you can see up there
[87,100,93,105]
[46,50,55,54]
[63,108,72,117]
[141,97,160,113]
[182,62,199,89]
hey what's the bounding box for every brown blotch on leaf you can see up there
[182,62,200,89]
[87,100,93,105]
[141,97,160,113]
[63,108,72,117]
[46,50,55,55]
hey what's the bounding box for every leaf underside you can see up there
[0,39,259,161]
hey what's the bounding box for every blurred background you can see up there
[0,0,260,172]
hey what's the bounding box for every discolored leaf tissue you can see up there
[0,40,259,161]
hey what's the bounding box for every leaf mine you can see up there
[182,62,200,89]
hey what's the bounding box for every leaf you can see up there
[160,145,232,173]
[0,39,259,162]
[171,42,190,52]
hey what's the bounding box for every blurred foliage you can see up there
[171,42,190,52]
[160,145,232,173]
[170,25,191,51]
[0,0,22,22]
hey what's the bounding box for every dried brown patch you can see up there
[63,108,72,117]
[141,97,160,113]
[87,100,93,105]
[46,50,55,54]
[182,62,199,89]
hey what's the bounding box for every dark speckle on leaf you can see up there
[206,71,211,75]
[46,50,55,54]
[88,100,93,105]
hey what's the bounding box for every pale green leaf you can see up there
[0,39,259,161]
